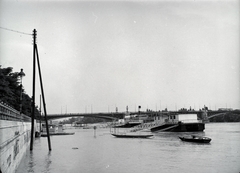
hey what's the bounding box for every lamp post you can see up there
[18,68,25,115]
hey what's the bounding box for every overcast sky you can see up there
[0,0,239,114]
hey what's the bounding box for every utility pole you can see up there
[30,29,36,151]
[30,29,51,151]
[35,43,51,150]
[39,95,42,132]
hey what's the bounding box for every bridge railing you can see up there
[0,101,31,122]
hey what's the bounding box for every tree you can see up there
[0,67,19,106]
[0,66,39,116]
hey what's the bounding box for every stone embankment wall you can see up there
[0,120,32,173]
[0,101,34,173]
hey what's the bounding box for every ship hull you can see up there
[111,133,153,138]
[150,123,205,132]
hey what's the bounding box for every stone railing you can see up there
[0,101,31,122]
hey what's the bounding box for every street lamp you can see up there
[18,68,25,115]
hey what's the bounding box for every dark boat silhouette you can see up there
[111,133,153,138]
[179,135,211,143]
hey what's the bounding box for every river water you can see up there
[16,123,240,173]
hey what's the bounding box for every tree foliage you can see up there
[0,66,39,116]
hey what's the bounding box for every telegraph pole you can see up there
[39,95,42,132]
[30,29,51,151]
[35,44,52,150]
[30,29,36,151]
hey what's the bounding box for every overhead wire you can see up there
[0,26,32,36]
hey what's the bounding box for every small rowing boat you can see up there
[179,135,211,143]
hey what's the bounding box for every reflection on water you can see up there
[44,152,52,173]
[19,139,53,173]
[28,151,34,173]
[17,123,240,173]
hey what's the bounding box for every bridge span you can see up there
[37,109,240,121]
[38,112,126,120]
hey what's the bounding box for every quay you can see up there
[0,102,34,173]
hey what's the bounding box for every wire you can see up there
[0,26,32,36]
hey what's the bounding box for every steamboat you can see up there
[116,109,206,133]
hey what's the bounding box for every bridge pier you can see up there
[201,110,209,123]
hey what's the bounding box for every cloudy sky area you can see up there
[0,0,239,114]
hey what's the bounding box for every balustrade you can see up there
[0,101,31,122]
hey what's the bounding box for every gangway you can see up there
[128,121,166,132]
[153,124,179,132]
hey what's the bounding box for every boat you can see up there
[111,133,153,138]
[41,123,75,137]
[150,113,205,132]
[179,135,211,143]
[114,113,153,128]
[41,132,75,137]
[114,106,207,132]
[114,121,142,128]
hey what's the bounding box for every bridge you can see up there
[1,100,239,122]
[37,112,126,121]
[207,110,240,119]
[36,109,240,121]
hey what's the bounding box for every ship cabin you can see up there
[124,113,151,123]
[154,113,201,124]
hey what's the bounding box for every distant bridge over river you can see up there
[1,101,239,122]
[37,109,240,121]
[40,112,126,120]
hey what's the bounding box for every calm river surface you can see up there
[17,123,240,173]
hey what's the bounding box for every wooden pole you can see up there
[94,126,96,137]
[39,95,42,132]
[35,45,52,151]
[30,29,36,151]
[35,44,52,150]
